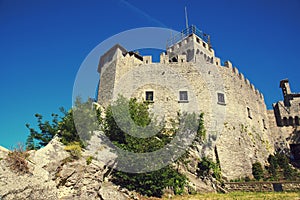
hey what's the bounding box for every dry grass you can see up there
[5,144,30,174]
[160,192,300,200]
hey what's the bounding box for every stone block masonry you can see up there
[96,25,298,180]
[224,181,300,192]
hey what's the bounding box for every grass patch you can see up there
[64,142,82,159]
[162,192,300,200]
[86,156,93,165]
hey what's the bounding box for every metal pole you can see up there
[185,6,189,29]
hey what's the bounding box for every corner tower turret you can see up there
[280,79,292,107]
[166,25,215,62]
[280,79,292,97]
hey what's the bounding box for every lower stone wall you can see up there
[224,181,300,192]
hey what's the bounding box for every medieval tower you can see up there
[96,25,299,180]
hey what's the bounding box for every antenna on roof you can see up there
[185,6,189,29]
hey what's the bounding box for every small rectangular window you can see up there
[203,42,206,48]
[247,107,252,119]
[262,119,267,129]
[217,93,225,105]
[145,91,154,102]
[179,91,188,102]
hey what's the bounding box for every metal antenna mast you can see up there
[185,6,189,29]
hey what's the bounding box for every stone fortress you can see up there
[96,25,300,180]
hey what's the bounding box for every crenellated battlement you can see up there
[99,25,265,104]
[137,51,265,101]
[223,60,264,100]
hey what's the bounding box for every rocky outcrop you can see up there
[0,137,127,200]
[0,135,217,199]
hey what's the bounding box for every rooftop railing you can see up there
[166,25,210,48]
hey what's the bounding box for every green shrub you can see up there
[104,96,201,197]
[265,152,299,181]
[197,157,222,182]
[112,166,186,197]
[252,162,264,181]
[86,156,93,165]
[267,154,278,179]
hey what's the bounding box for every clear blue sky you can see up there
[1,0,300,149]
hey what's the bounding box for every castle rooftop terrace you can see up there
[166,25,210,48]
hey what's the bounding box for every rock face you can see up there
[0,137,127,200]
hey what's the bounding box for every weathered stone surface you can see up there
[0,137,126,200]
[0,160,58,200]
[98,182,127,200]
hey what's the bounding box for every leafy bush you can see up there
[275,152,297,180]
[5,144,30,174]
[197,157,222,181]
[267,154,278,180]
[265,152,299,181]
[112,166,186,197]
[64,142,82,159]
[86,156,93,165]
[104,96,171,153]
[104,96,197,197]
[252,162,264,181]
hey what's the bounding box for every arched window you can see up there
[289,117,294,126]
[283,117,288,126]
[295,116,300,126]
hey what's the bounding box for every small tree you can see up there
[26,97,98,150]
[267,154,278,180]
[252,162,264,181]
[104,96,189,197]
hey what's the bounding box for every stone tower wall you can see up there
[97,27,279,179]
[97,46,274,179]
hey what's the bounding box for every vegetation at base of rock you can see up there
[24,95,208,197]
[264,152,300,181]
[197,156,222,182]
[86,156,94,165]
[64,142,82,159]
[112,166,187,197]
[233,152,300,182]
[104,96,204,197]
[5,144,30,174]
[252,162,264,181]
[26,97,98,150]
